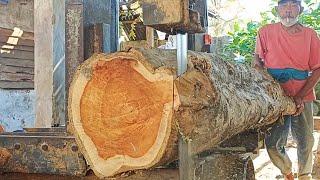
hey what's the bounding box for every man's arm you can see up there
[293,67,320,115]
[252,54,264,69]
[296,68,320,98]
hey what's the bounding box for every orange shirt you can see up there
[255,22,320,101]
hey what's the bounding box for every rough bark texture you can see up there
[68,48,296,178]
[0,125,4,133]
[0,148,11,167]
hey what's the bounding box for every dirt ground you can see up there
[253,131,320,180]
[1,132,319,180]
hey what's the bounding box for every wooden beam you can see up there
[0,43,34,52]
[0,58,34,68]
[34,0,66,127]
[0,28,34,41]
[0,36,34,46]
[146,26,155,48]
[0,49,34,60]
[0,81,34,89]
[0,72,33,81]
[314,116,320,131]
[0,64,34,74]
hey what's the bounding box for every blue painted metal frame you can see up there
[83,0,119,59]
[0,0,9,5]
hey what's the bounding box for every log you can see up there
[68,48,296,178]
[0,148,11,167]
[0,125,4,133]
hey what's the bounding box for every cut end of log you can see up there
[69,53,175,177]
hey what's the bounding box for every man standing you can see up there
[254,0,320,179]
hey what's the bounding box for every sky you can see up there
[238,0,273,21]
[207,0,275,36]
[216,0,319,22]
[216,0,274,22]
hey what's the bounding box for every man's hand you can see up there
[252,54,264,70]
[293,96,304,116]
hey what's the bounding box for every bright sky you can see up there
[217,0,317,21]
[217,0,274,22]
[238,0,273,21]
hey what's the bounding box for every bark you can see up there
[0,148,11,167]
[68,48,296,178]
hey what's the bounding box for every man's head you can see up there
[276,0,304,27]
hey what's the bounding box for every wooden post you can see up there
[83,0,119,59]
[34,0,66,127]
[146,26,154,48]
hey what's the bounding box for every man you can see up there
[253,0,320,179]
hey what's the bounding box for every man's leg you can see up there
[265,116,292,175]
[291,102,314,179]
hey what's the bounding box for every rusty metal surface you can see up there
[23,127,66,133]
[0,133,87,176]
[66,0,84,130]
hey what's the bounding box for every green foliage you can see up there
[222,1,319,65]
[222,22,260,65]
[300,4,320,33]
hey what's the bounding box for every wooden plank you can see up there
[0,43,34,52]
[0,28,34,41]
[34,0,66,127]
[142,0,184,25]
[146,26,154,48]
[0,58,34,68]
[0,72,33,81]
[0,36,34,46]
[314,116,320,131]
[0,49,34,60]
[0,64,34,74]
[0,81,34,89]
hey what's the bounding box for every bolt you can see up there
[41,144,48,151]
[14,143,21,150]
[71,145,78,152]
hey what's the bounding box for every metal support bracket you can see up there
[0,130,87,176]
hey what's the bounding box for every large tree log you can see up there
[68,48,296,178]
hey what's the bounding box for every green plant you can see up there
[222,22,261,65]
[300,4,320,33]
